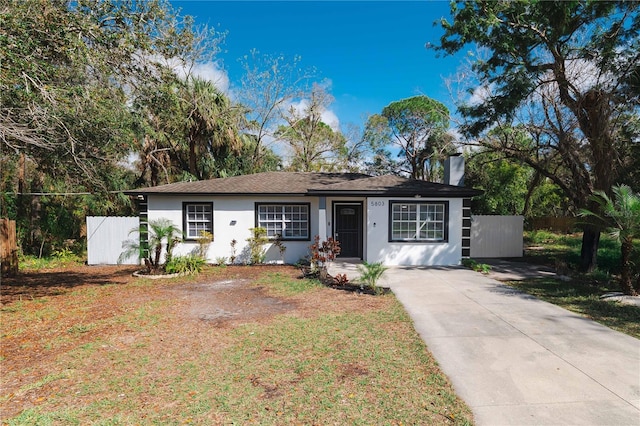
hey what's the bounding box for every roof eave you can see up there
[307,189,483,197]
[124,190,309,197]
[125,188,484,198]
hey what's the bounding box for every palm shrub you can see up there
[357,261,388,294]
[119,218,182,273]
[580,185,640,295]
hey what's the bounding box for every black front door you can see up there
[334,204,362,258]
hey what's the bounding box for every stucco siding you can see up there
[147,195,318,264]
[365,197,463,266]
[147,194,464,267]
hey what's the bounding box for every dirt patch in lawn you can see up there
[166,279,295,326]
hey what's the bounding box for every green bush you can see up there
[525,230,558,245]
[461,258,492,274]
[52,247,77,261]
[165,255,206,275]
[20,248,84,270]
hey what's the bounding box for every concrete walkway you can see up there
[329,261,640,425]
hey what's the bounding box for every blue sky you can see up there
[171,1,468,131]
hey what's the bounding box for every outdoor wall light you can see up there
[230,220,237,226]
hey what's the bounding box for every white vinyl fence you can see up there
[86,216,139,265]
[470,215,524,258]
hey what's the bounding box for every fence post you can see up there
[1,218,19,276]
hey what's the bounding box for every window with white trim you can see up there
[390,202,447,242]
[183,202,213,240]
[256,203,310,240]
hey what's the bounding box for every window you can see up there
[390,202,448,242]
[256,203,310,240]
[183,202,213,240]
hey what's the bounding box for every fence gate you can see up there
[86,216,139,265]
[470,215,524,258]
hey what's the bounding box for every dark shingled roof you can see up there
[308,174,482,197]
[125,172,372,196]
[126,172,482,198]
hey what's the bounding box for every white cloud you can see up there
[188,62,230,94]
[170,60,230,95]
[321,109,340,131]
[147,54,230,94]
[566,59,601,91]
[287,98,308,116]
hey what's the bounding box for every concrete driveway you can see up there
[329,262,640,425]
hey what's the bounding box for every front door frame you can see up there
[332,201,363,259]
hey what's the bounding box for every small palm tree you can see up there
[119,218,182,273]
[357,261,389,294]
[580,185,640,296]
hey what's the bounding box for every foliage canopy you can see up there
[364,96,454,180]
[435,0,640,271]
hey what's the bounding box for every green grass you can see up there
[19,253,85,270]
[211,308,469,425]
[2,268,473,425]
[252,272,322,296]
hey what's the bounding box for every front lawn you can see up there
[1,265,473,425]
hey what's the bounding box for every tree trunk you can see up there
[619,238,637,296]
[17,153,25,194]
[188,137,198,179]
[16,154,28,241]
[522,170,542,217]
[28,172,45,256]
[410,156,420,180]
[153,244,162,269]
[580,225,600,272]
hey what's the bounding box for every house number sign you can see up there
[370,200,385,207]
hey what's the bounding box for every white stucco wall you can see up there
[364,197,463,266]
[147,195,318,264]
[146,194,463,267]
